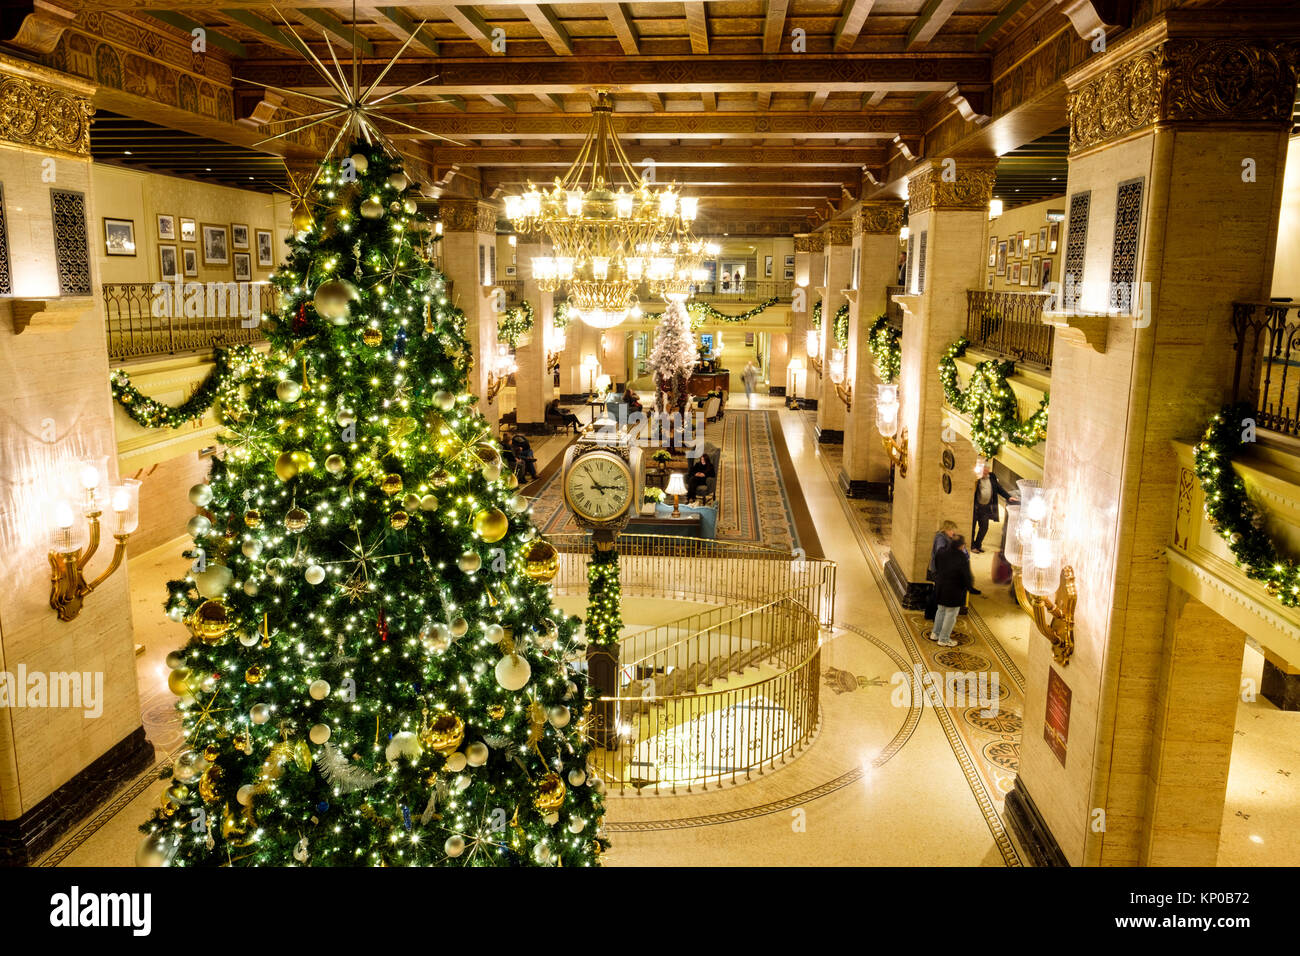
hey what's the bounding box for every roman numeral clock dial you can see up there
[564,451,633,524]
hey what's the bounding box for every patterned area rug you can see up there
[527,409,817,554]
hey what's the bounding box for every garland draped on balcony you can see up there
[868,314,900,383]
[639,296,780,325]
[110,345,266,429]
[1194,402,1300,608]
[938,337,1049,457]
[497,299,534,347]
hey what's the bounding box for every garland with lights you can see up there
[110,345,266,429]
[832,303,850,350]
[584,548,623,645]
[811,300,822,330]
[136,144,608,869]
[939,336,1049,457]
[553,301,574,329]
[1194,402,1300,607]
[497,300,534,348]
[640,296,780,325]
[868,314,900,384]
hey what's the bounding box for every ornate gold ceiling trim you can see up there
[439,199,500,234]
[0,52,94,157]
[905,159,996,215]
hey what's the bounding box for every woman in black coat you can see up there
[931,535,973,646]
[686,452,716,502]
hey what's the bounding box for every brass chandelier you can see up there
[503,91,708,328]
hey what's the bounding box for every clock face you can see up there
[565,452,633,523]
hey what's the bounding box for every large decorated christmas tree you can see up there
[138,144,607,867]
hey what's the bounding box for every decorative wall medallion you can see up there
[856,202,905,236]
[1063,190,1090,308]
[1109,177,1144,311]
[0,184,11,296]
[942,449,956,470]
[942,473,952,494]
[917,231,928,293]
[49,187,90,296]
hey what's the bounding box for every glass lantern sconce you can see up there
[829,347,852,411]
[485,344,518,401]
[806,329,823,376]
[546,326,566,373]
[48,459,140,622]
[1002,479,1076,665]
[875,384,908,477]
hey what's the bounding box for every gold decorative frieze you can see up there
[856,202,905,236]
[793,233,824,253]
[906,161,996,215]
[0,54,93,157]
[823,221,853,246]
[439,199,499,234]
[1068,38,1300,154]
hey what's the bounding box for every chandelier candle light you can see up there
[505,92,708,328]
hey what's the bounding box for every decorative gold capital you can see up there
[823,221,853,247]
[438,198,500,234]
[793,232,824,253]
[905,160,996,215]
[0,53,94,157]
[855,202,905,236]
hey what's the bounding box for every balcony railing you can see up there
[1230,300,1300,437]
[103,281,273,363]
[965,289,1053,369]
[692,278,794,304]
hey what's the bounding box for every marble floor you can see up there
[34,394,1299,867]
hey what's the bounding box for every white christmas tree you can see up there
[647,299,696,415]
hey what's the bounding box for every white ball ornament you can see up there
[250,703,271,724]
[421,622,451,652]
[402,493,421,512]
[236,784,255,807]
[309,724,331,745]
[454,774,472,792]
[443,752,467,772]
[543,811,560,825]
[420,494,438,511]
[193,563,233,598]
[135,834,175,867]
[309,679,330,701]
[239,630,260,647]
[508,494,529,514]
[567,768,586,787]
[450,617,469,637]
[444,835,465,858]
[186,515,211,537]
[305,564,326,585]
[433,390,455,411]
[349,152,369,175]
[167,605,186,623]
[484,624,505,644]
[495,653,531,691]
[533,844,553,864]
[403,198,418,214]
[564,681,577,700]
[241,538,263,559]
[483,460,502,481]
[173,749,203,782]
[242,580,259,597]
[360,198,384,219]
[568,818,586,834]
[549,705,571,729]
[458,551,482,573]
[336,408,355,427]
[188,484,213,507]
[388,171,409,191]
[276,379,302,403]
[385,730,422,762]
[466,741,489,766]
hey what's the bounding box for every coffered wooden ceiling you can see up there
[59,0,1084,233]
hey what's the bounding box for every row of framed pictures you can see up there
[103,214,275,277]
[986,256,1053,289]
[762,254,797,280]
[988,222,1059,277]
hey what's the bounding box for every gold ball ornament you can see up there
[275,451,302,481]
[245,665,266,684]
[244,509,263,528]
[360,198,384,220]
[503,471,519,490]
[167,666,193,696]
[284,507,311,533]
[313,278,360,325]
[429,470,451,489]
[198,764,222,802]
[426,712,465,754]
[203,744,221,762]
[524,540,559,583]
[388,171,409,191]
[292,207,315,235]
[348,152,369,174]
[458,550,481,573]
[473,507,509,543]
[380,473,404,496]
[534,772,567,811]
[389,510,410,530]
[488,704,505,719]
[325,454,346,474]
[362,327,383,347]
[190,599,232,644]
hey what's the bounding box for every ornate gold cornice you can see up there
[793,232,824,253]
[438,198,500,234]
[905,160,996,215]
[0,53,93,157]
[1068,38,1300,155]
[855,202,905,236]
[823,221,853,246]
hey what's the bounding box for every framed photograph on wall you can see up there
[783,267,795,280]
[1048,222,1060,252]
[988,236,997,267]
[1039,226,1048,252]
[1010,261,1021,284]
[256,229,273,267]
[183,247,198,276]
[1020,262,1031,285]
[765,255,773,277]
[159,243,178,278]
[1040,257,1053,289]
[234,252,252,281]
[157,214,176,240]
[996,241,1007,276]
[986,273,994,289]
[231,223,250,250]
[1013,231,1023,257]
[1030,232,1039,254]
[1030,254,1041,280]
[180,218,196,242]
[784,255,795,268]
[201,224,229,264]
[103,217,136,256]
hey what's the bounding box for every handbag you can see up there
[992,549,1013,585]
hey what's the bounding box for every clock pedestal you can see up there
[585,530,621,749]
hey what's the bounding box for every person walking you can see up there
[971,461,1014,554]
[925,520,959,620]
[931,535,974,647]
[742,360,760,405]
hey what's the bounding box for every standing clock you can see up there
[563,449,634,524]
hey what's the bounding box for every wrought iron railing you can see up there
[548,533,833,794]
[1230,300,1300,437]
[692,278,794,304]
[965,289,1053,369]
[103,281,273,363]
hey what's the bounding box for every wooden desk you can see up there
[625,512,703,537]
[689,371,730,397]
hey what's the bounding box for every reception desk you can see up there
[690,370,730,397]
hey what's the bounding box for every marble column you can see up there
[0,54,153,863]
[814,222,854,443]
[1004,15,1299,867]
[512,239,554,431]
[886,158,998,607]
[841,201,905,498]
[438,198,502,431]
[790,233,822,407]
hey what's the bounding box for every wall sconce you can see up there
[581,354,600,394]
[665,471,688,516]
[1002,480,1075,665]
[829,347,851,410]
[806,328,823,376]
[875,384,908,476]
[48,460,140,622]
[547,325,566,373]
[899,225,910,241]
[485,344,517,402]
[988,199,1004,220]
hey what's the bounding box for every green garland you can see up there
[585,548,623,645]
[642,296,780,325]
[497,299,534,347]
[1194,402,1300,607]
[553,300,574,329]
[110,344,266,429]
[868,314,901,384]
[938,337,1049,457]
[811,300,822,330]
[832,304,850,350]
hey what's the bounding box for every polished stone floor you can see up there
[35,394,1299,866]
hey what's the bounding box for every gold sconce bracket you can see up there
[881,426,908,477]
[1011,566,1076,665]
[834,380,853,411]
[49,512,131,622]
[809,355,823,378]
